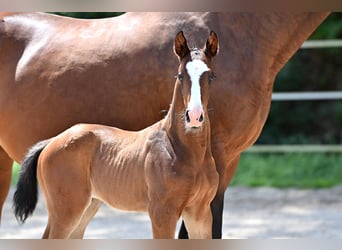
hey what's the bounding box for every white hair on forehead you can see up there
[186,59,209,79]
[185,59,210,110]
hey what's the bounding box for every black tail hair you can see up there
[13,139,50,224]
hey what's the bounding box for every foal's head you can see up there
[174,30,219,131]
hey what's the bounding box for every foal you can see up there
[13,31,219,239]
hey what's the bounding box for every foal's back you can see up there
[38,122,169,211]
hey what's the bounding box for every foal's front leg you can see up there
[182,203,213,239]
[178,193,224,239]
[148,203,180,239]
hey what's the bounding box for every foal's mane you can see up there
[190,47,205,61]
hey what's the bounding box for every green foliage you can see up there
[257,13,342,145]
[11,162,20,185]
[231,152,342,188]
[309,13,342,39]
[51,12,124,19]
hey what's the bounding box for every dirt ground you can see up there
[1,186,342,239]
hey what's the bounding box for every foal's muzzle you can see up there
[185,108,204,128]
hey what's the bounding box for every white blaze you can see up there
[185,59,210,113]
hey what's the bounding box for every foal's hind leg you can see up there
[38,130,98,238]
[69,198,101,238]
[43,192,92,239]
[38,160,93,238]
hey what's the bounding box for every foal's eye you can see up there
[209,72,216,84]
[175,73,183,82]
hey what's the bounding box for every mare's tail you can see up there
[13,139,51,224]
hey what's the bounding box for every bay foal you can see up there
[13,31,219,239]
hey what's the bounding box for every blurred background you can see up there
[12,12,342,189]
[238,13,342,188]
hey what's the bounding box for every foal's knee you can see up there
[182,204,213,239]
[148,203,180,239]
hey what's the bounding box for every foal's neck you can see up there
[162,82,211,161]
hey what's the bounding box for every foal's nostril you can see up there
[185,110,190,123]
[198,114,204,122]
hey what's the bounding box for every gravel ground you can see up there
[1,186,342,239]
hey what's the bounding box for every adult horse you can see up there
[0,12,329,238]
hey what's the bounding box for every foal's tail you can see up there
[13,139,51,224]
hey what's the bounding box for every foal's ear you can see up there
[204,31,219,58]
[174,31,190,60]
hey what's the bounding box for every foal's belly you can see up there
[92,185,148,212]
[90,154,149,212]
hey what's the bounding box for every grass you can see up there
[10,152,342,189]
[11,162,21,186]
[231,152,342,188]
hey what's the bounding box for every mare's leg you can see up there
[0,147,13,222]
[211,192,224,238]
[178,221,189,239]
[69,198,101,238]
[212,155,240,239]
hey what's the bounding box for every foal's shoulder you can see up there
[144,129,175,159]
